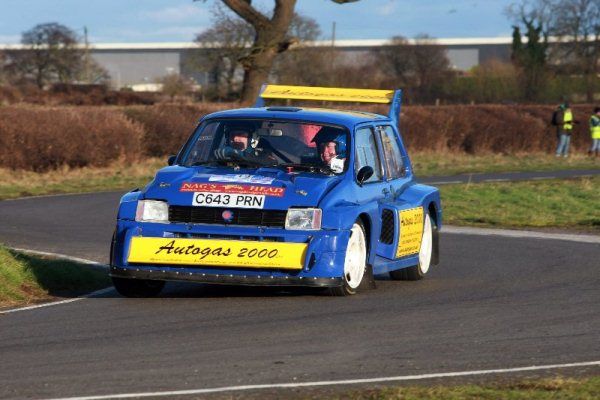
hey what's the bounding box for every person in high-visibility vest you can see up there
[555,102,574,157]
[589,107,600,157]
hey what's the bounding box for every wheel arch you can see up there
[357,212,377,266]
[427,201,440,266]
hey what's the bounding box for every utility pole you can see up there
[83,26,90,83]
[330,21,336,86]
[331,21,336,48]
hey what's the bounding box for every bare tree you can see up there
[7,23,84,88]
[508,0,600,102]
[411,35,452,102]
[551,0,600,102]
[159,74,195,101]
[271,13,327,85]
[0,51,8,85]
[511,18,549,100]
[373,35,451,103]
[196,0,359,103]
[507,1,553,101]
[194,6,327,99]
[194,5,254,99]
[373,36,414,87]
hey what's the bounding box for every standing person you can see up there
[555,102,574,158]
[588,107,600,157]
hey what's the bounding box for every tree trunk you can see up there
[585,73,594,103]
[239,43,279,104]
[222,0,297,105]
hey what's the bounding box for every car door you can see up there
[374,125,420,261]
[353,124,390,206]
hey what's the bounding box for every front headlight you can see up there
[285,208,322,230]
[135,200,169,223]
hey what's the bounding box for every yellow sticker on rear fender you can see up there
[128,237,306,270]
[396,207,424,258]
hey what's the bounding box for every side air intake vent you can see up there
[380,209,395,244]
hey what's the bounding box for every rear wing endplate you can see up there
[254,84,403,125]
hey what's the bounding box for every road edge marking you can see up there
[13,248,108,269]
[0,249,111,315]
[40,360,600,400]
[443,225,600,244]
[1,190,124,202]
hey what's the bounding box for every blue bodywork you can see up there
[111,102,442,288]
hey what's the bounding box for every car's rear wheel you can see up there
[390,212,433,281]
[330,221,371,296]
[112,277,165,298]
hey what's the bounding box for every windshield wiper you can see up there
[275,163,335,174]
[190,160,226,167]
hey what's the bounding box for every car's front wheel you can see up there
[112,277,165,298]
[390,212,434,281]
[330,221,372,296]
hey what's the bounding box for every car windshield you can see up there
[181,119,349,174]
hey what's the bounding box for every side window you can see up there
[354,127,383,183]
[379,126,405,179]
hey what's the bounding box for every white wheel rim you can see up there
[344,223,367,289]
[419,214,433,274]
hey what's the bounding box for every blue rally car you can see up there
[110,85,441,296]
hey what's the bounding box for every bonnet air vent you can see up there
[266,107,302,112]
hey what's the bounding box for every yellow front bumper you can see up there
[127,237,307,270]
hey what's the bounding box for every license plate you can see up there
[127,237,306,269]
[192,192,265,209]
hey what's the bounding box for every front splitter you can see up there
[110,266,342,288]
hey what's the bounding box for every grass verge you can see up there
[441,176,600,232]
[412,152,599,177]
[0,154,598,201]
[339,376,600,400]
[0,245,110,309]
[0,158,163,200]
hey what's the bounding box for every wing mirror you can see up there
[167,155,176,166]
[356,166,374,186]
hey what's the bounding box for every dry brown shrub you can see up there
[125,102,595,155]
[124,103,234,156]
[0,84,159,106]
[0,86,23,105]
[338,102,593,153]
[399,104,594,153]
[1,102,595,173]
[0,106,144,171]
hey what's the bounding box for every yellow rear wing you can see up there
[254,84,403,124]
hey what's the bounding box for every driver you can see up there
[214,122,274,163]
[229,128,251,151]
[312,127,347,173]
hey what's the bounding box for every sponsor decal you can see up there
[260,84,394,104]
[396,207,424,258]
[179,182,285,197]
[192,192,265,209]
[127,237,307,269]
[208,174,275,184]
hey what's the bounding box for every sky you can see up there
[0,0,517,44]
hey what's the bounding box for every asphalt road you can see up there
[0,186,599,399]
[417,168,600,185]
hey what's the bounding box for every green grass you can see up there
[441,176,600,232]
[0,158,162,200]
[336,376,600,400]
[0,153,598,201]
[412,152,600,177]
[0,245,111,308]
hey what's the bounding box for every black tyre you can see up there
[329,220,374,296]
[112,277,165,298]
[390,213,434,281]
